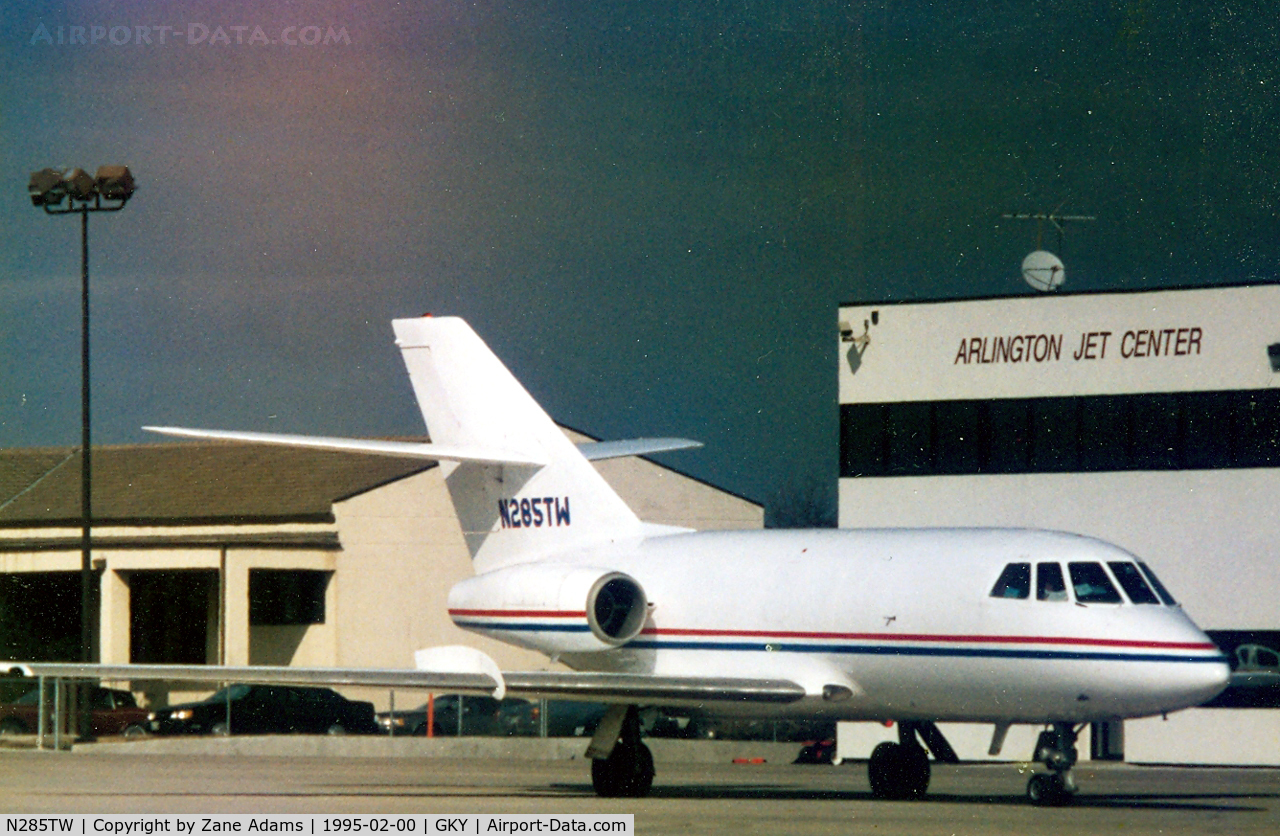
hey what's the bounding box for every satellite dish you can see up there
[1022,250,1065,292]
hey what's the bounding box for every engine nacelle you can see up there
[447,563,648,654]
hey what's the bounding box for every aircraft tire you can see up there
[591,741,655,798]
[868,741,930,800]
[1026,773,1071,806]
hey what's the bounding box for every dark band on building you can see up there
[840,388,1280,478]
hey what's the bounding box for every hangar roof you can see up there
[0,443,434,527]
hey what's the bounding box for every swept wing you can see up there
[6,662,805,707]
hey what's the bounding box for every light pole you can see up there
[27,167,135,709]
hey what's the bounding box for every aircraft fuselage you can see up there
[450,527,1229,724]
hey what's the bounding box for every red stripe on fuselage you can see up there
[639,627,1215,651]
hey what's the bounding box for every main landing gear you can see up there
[1026,722,1081,806]
[588,705,654,798]
[867,721,959,800]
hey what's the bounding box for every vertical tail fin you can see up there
[393,316,642,572]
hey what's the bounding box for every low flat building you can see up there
[0,431,761,707]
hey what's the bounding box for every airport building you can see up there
[0,431,761,708]
[837,284,1280,765]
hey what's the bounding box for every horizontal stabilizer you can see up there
[576,438,703,461]
[7,662,806,706]
[142,426,547,467]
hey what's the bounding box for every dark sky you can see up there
[1,1,1277,512]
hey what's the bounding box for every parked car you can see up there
[497,700,606,737]
[147,684,378,736]
[643,710,837,743]
[1203,643,1280,708]
[0,685,150,737]
[378,696,606,737]
[378,695,506,736]
[1231,643,1280,686]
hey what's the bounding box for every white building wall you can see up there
[838,469,1280,629]
[1126,709,1280,765]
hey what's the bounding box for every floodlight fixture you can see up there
[29,164,135,213]
[62,168,96,202]
[28,168,66,207]
[94,165,136,202]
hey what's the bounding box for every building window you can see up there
[935,401,982,474]
[1130,393,1180,469]
[0,572,84,662]
[886,402,932,475]
[1031,398,1081,472]
[982,399,1029,473]
[131,570,217,664]
[840,403,886,477]
[249,570,329,626]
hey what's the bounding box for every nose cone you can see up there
[1162,614,1231,710]
[1143,613,1231,713]
[1177,656,1232,709]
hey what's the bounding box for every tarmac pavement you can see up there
[0,739,1277,835]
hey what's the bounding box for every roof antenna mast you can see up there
[1000,205,1096,292]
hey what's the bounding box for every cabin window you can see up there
[1036,563,1068,601]
[1108,562,1160,604]
[1138,562,1178,605]
[990,563,1031,599]
[1068,562,1123,604]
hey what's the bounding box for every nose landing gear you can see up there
[1027,722,1081,806]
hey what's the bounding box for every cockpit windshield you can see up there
[1108,561,1160,604]
[989,562,1030,599]
[991,559,1177,606]
[1068,562,1123,604]
[1138,562,1177,605]
[1036,562,1068,601]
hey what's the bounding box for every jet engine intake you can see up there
[448,564,648,654]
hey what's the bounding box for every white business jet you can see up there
[17,316,1228,805]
